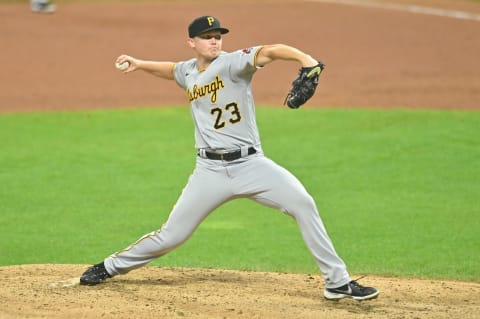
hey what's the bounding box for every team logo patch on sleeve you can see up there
[242,48,252,54]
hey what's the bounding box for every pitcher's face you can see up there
[188,31,223,61]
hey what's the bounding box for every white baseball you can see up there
[115,61,130,71]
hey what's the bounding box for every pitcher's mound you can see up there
[0,264,478,318]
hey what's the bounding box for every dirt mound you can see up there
[1,264,478,319]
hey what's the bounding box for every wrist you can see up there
[301,55,318,68]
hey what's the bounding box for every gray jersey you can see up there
[173,46,262,150]
[100,44,354,293]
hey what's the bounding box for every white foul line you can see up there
[306,0,480,22]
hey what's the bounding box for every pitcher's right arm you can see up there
[115,54,175,80]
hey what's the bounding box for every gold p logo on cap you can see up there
[188,16,229,38]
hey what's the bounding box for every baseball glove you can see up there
[284,62,325,109]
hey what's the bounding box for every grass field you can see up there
[0,107,479,282]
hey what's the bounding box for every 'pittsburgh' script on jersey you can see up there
[187,75,225,103]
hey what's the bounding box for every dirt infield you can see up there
[1,264,479,319]
[1,0,479,318]
[1,0,479,112]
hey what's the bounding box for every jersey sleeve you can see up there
[173,60,194,89]
[229,45,263,82]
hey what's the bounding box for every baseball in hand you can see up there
[115,61,130,71]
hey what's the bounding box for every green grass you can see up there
[0,107,479,282]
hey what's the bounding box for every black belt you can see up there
[201,147,257,161]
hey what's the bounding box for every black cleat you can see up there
[80,262,112,286]
[324,280,379,301]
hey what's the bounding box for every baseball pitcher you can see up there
[80,15,379,301]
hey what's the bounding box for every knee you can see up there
[285,192,318,218]
[155,225,192,250]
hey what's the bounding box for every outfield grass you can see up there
[0,107,478,282]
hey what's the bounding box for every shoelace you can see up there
[91,264,110,277]
[353,275,366,281]
[350,276,369,291]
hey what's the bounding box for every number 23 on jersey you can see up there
[210,102,242,130]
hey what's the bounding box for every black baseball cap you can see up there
[188,16,229,38]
